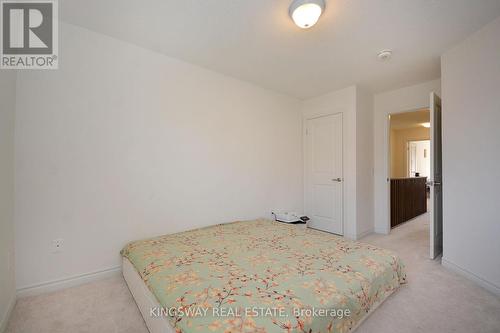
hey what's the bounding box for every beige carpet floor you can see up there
[6,213,500,333]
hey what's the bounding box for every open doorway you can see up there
[387,92,443,259]
[389,109,430,230]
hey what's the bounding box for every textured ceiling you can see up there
[60,0,500,99]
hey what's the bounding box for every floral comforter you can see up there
[121,219,406,333]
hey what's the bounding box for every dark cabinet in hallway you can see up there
[390,177,427,228]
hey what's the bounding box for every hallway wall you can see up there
[390,127,430,178]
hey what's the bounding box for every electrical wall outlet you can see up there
[52,238,64,253]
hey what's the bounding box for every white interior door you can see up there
[305,114,343,235]
[429,92,443,259]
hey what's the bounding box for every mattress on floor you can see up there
[121,219,406,333]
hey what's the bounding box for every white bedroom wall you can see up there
[0,72,16,330]
[355,88,374,239]
[15,23,303,292]
[441,16,500,295]
[302,86,374,240]
[373,79,441,234]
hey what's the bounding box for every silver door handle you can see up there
[332,178,343,182]
[427,181,442,186]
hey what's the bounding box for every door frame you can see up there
[386,107,430,233]
[303,112,344,236]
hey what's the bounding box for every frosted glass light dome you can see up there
[289,0,325,29]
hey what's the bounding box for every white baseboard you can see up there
[344,229,374,241]
[343,233,356,240]
[16,266,122,298]
[374,227,389,235]
[442,258,500,296]
[0,294,16,333]
[357,229,374,240]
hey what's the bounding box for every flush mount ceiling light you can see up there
[289,0,326,29]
